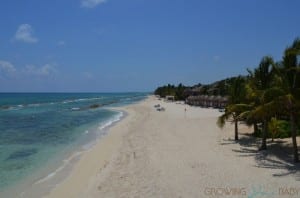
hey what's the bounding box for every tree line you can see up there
[154,77,242,100]
[217,38,300,162]
[154,83,187,100]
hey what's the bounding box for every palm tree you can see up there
[247,56,276,150]
[217,76,247,141]
[268,117,280,142]
[278,38,300,162]
[239,79,262,135]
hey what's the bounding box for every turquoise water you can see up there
[0,93,147,196]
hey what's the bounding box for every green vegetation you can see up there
[154,76,245,100]
[154,37,300,162]
[217,76,248,141]
[217,37,300,162]
[154,83,187,100]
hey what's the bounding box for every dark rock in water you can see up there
[102,100,118,106]
[6,148,37,161]
[89,104,102,109]
[0,105,10,110]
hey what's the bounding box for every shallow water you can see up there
[0,93,147,197]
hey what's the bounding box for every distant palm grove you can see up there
[155,38,300,163]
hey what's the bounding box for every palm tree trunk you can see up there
[254,122,258,134]
[234,119,238,141]
[259,119,267,150]
[290,113,299,163]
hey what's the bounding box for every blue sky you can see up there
[0,0,299,92]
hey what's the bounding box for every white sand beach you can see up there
[45,96,300,198]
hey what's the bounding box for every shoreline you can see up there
[43,99,143,198]
[0,104,130,198]
[24,96,300,197]
[29,109,128,198]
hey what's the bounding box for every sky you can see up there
[0,0,299,92]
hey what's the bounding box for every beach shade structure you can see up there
[165,95,175,101]
[208,95,216,107]
[203,95,209,107]
[186,95,229,108]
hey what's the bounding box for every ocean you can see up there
[0,93,147,197]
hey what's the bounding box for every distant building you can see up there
[185,95,228,108]
[165,95,175,101]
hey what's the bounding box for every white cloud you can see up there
[81,0,107,8]
[24,64,57,76]
[0,61,59,80]
[57,40,66,46]
[0,60,16,73]
[83,71,94,79]
[213,56,220,62]
[15,24,38,43]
